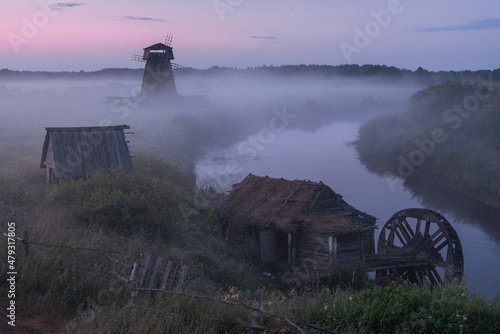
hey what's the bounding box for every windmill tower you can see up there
[132,34,178,98]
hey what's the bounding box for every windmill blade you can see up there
[171,62,190,73]
[131,54,146,63]
[165,33,173,46]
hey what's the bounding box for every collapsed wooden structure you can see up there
[215,174,377,277]
[40,125,133,182]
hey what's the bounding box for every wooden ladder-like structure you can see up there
[130,252,189,301]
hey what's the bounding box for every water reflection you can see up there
[403,178,500,242]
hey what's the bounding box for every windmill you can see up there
[131,34,188,99]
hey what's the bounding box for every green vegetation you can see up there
[1,128,499,333]
[2,65,500,84]
[353,80,500,209]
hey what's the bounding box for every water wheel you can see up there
[376,208,464,285]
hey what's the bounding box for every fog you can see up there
[0,69,424,181]
[3,68,500,297]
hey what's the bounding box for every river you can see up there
[195,121,500,298]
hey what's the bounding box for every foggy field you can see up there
[1,68,500,333]
[0,70,423,179]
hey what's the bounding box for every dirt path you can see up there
[0,301,64,334]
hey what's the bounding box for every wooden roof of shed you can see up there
[40,125,133,179]
[215,174,376,236]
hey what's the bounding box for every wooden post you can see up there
[252,292,261,326]
[223,221,231,262]
[328,236,333,269]
[129,262,139,301]
[288,233,292,266]
[329,236,338,269]
[334,236,338,266]
[23,231,29,256]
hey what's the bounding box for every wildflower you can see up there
[324,304,328,310]
[348,296,353,301]
[463,315,467,321]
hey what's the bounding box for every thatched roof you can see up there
[215,174,375,236]
[40,125,133,179]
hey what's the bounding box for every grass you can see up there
[1,127,499,333]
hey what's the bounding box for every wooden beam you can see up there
[45,125,130,132]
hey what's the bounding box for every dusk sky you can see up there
[1,0,500,72]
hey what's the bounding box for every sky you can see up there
[1,0,500,72]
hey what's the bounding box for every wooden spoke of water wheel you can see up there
[377,208,464,285]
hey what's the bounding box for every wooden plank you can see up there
[259,229,277,264]
[136,252,152,289]
[168,265,180,291]
[328,235,334,269]
[129,262,139,283]
[144,254,157,287]
[129,262,139,302]
[160,260,173,290]
[45,125,130,132]
[288,233,292,266]
[402,218,415,237]
[175,265,189,292]
[333,236,338,266]
[148,255,163,289]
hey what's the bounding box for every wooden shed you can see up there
[40,125,133,182]
[215,174,376,276]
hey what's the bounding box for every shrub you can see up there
[56,168,191,240]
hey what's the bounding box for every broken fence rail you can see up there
[2,231,189,300]
[130,252,189,301]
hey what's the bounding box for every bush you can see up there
[353,81,500,209]
[57,168,191,240]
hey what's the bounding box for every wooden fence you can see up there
[130,252,189,301]
[5,231,189,301]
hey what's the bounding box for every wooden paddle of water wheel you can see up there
[365,208,464,286]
